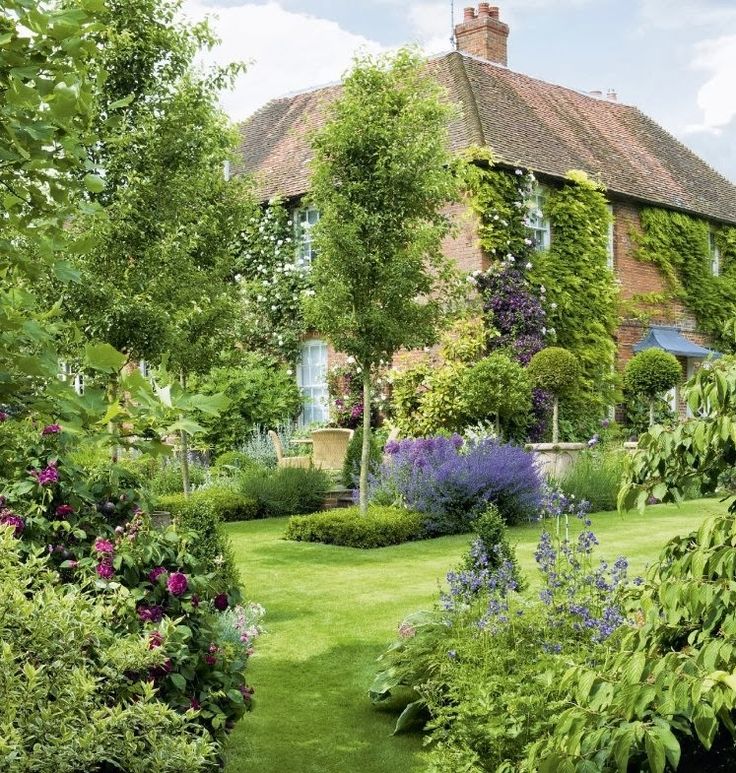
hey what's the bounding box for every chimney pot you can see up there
[463,7,476,21]
[589,90,603,98]
[489,5,500,18]
[606,89,618,102]
[478,2,491,17]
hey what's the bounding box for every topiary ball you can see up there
[526,347,580,396]
[624,349,681,399]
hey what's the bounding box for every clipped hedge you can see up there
[158,489,259,524]
[285,506,425,549]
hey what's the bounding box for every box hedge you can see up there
[284,506,425,549]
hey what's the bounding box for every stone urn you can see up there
[525,442,587,480]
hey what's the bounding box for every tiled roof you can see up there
[236,51,736,225]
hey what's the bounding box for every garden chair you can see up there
[269,430,311,469]
[311,428,354,470]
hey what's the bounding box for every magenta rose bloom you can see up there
[137,604,165,623]
[55,504,74,519]
[33,463,59,487]
[167,572,188,596]
[42,424,62,435]
[148,566,168,583]
[213,592,229,611]
[0,511,25,537]
[148,630,164,649]
[94,538,115,555]
[96,561,114,580]
[0,411,8,422]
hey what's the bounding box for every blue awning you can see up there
[633,326,720,359]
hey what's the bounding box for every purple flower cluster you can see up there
[138,604,165,623]
[0,510,25,537]
[148,566,168,583]
[42,424,62,435]
[0,411,8,422]
[375,436,543,533]
[55,504,74,519]
[167,571,189,596]
[33,463,59,487]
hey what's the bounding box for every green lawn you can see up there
[223,499,726,773]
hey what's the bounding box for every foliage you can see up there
[307,48,459,512]
[635,207,736,352]
[619,353,736,513]
[192,358,302,455]
[624,348,682,400]
[237,198,311,362]
[212,450,263,475]
[285,506,425,549]
[528,511,736,772]
[531,171,618,435]
[464,352,532,437]
[327,363,387,429]
[374,436,543,532]
[0,531,218,771]
[238,424,297,470]
[239,467,330,517]
[147,459,209,496]
[559,448,628,513]
[343,426,382,488]
[527,347,581,396]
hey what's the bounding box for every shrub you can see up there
[240,466,330,517]
[527,347,581,442]
[464,352,532,438]
[0,532,218,771]
[558,448,627,512]
[148,459,208,497]
[342,426,382,488]
[238,424,297,470]
[624,348,681,427]
[285,505,425,548]
[212,450,262,474]
[192,357,302,455]
[374,436,543,533]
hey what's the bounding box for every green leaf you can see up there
[393,699,426,735]
[84,343,126,373]
[169,672,187,691]
[644,731,665,773]
[83,173,105,193]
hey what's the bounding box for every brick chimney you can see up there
[455,4,509,66]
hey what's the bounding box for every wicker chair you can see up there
[269,430,311,469]
[311,428,354,470]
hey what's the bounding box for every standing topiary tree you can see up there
[527,347,580,443]
[306,49,458,513]
[624,348,682,428]
[465,352,532,438]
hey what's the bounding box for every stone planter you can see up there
[623,441,639,453]
[525,442,587,480]
[151,510,172,530]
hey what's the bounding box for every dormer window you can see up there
[526,185,550,251]
[709,229,720,277]
[295,207,320,265]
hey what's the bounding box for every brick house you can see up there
[235,3,736,424]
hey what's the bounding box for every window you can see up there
[295,207,320,265]
[297,340,328,425]
[526,185,550,251]
[139,360,150,378]
[58,361,84,395]
[709,230,720,277]
[606,204,615,269]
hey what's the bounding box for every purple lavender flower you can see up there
[167,572,188,596]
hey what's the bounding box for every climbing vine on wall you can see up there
[530,170,618,430]
[236,198,311,363]
[635,208,736,353]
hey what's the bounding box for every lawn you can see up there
[223,498,726,773]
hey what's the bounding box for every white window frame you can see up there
[526,185,550,251]
[295,206,320,266]
[606,204,615,270]
[709,229,720,277]
[139,360,150,378]
[59,361,84,395]
[296,340,329,426]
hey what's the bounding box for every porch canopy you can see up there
[633,325,721,359]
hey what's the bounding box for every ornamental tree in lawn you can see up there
[527,347,581,443]
[306,49,459,513]
[624,348,682,428]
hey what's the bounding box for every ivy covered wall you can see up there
[635,208,736,353]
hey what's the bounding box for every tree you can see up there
[307,49,458,512]
[465,353,532,437]
[527,347,580,443]
[624,348,681,428]
[53,0,251,492]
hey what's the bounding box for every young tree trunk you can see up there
[494,413,500,438]
[552,396,560,444]
[359,368,372,515]
[108,375,119,463]
[180,370,191,498]
[649,399,656,429]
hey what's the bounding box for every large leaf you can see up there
[84,342,126,373]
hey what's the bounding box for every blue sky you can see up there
[183,0,736,182]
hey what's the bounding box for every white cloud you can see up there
[686,34,736,132]
[637,0,736,30]
[181,1,386,120]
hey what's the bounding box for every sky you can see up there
[181,0,736,183]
